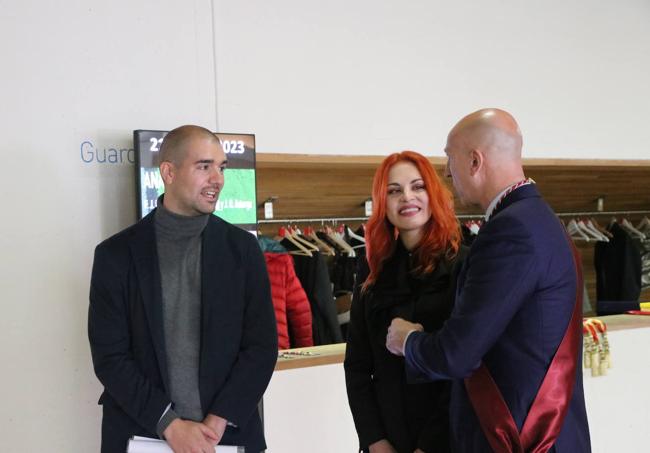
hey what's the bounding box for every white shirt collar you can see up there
[485,185,511,221]
[484,178,536,221]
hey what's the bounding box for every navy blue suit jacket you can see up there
[405,185,591,452]
[88,211,278,453]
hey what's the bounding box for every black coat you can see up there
[344,241,467,453]
[594,222,642,304]
[88,211,278,453]
[291,251,344,345]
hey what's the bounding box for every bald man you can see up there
[386,109,590,452]
[89,125,277,453]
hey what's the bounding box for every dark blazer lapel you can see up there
[490,183,542,221]
[129,211,170,392]
[200,217,230,348]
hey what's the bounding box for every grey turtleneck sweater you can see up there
[154,198,209,435]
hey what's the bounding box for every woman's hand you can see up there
[414,449,426,453]
[368,439,398,453]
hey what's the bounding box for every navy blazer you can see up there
[88,211,278,453]
[405,185,591,452]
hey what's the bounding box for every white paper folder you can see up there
[127,436,242,453]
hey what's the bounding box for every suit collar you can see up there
[200,216,231,346]
[489,183,541,221]
[129,210,170,392]
[485,184,512,221]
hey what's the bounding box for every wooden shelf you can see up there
[257,153,650,168]
[255,153,650,308]
[256,153,650,220]
[273,315,650,371]
[276,343,346,371]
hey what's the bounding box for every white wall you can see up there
[0,1,216,451]
[582,327,650,452]
[265,326,650,453]
[1,1,649,451]
[264,363,357,452]
[213,0,650,158]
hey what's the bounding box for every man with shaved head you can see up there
[386,109,590,452]
[89,125,277,453]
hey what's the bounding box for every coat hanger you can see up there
[345,225,366,250]
[315,225,342,252]
[589,218,613,239]
[288,225,320,252]
[636,216,650,234]
[578,219,609,242]
[346,226,366,244]
[566,219,590,241]
[304,226,336,256]
[276,226,312,256]
[584,219,609,241]
[575,219,597,241]
[620,218,646,240]
[331,225,356,257]
[325,225,356,257]
[576,219,601,241]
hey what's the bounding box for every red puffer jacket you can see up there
[263,252,313,349]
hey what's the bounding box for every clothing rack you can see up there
[257,210,650,226]
[556,210,650,218]
[455,210,650,220]
[258,216,369,225]
[258,215,488,224]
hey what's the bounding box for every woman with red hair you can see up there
[345,151,467,453]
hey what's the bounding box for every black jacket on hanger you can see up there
[290,251,343,345]
[594,222,642,306]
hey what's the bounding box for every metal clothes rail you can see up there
[257,210,650,225]
[555,210,650,218]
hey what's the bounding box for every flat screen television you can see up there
[134,130,257,232]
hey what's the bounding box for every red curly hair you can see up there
[363,151,460,290]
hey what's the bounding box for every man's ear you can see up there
[469,149,483,176]
[160,161,175,185]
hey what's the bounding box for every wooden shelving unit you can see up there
[255,153,650,305]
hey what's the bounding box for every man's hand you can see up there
[386,317,423,356]
[202,414,228,445]
[163,418,218,453]
[368,438,398,453]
